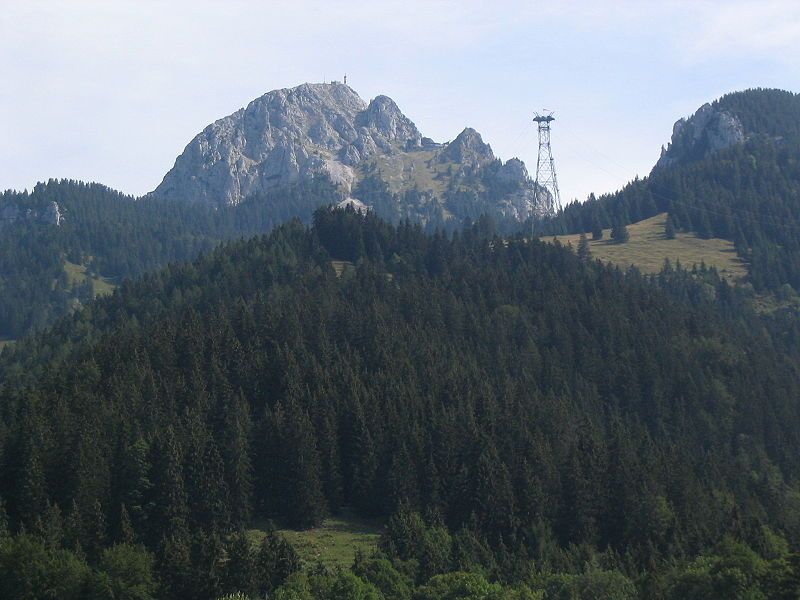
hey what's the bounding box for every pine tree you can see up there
[159,530,193,600]
[665,214,676,239]
[86,498,108,561]
[38,501,64,550]
[64,499,85,557]
[349,410,379,516]
[384,443,419,512]
[578,232,592,262]
[611,219,630,244]
[282,399,326,528]
[149,427,189,543]
[224,393,254,527]
[224,530,258,597]
[16,444,47,530]
[118,503,136,545]
[0,496,9,540]
[256,530,301,595]
[591,220,604,240]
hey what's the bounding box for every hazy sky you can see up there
[2,1,799,203]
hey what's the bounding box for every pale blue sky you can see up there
[1,1,798,203]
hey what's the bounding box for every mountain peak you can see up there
[653,88,800,172]
[654,102,745,171]
[439,127,494,166]
[150,82,553,224]
[152,82,408,206]
[355,95,422,149]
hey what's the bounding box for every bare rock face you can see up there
[41,201,64,226]
[152,81,554,222]
[655,102,746,171]
[355,95,422,150]
[439,128,494,166]
[153,83,423,206]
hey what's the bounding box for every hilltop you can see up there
[541,88,800,297]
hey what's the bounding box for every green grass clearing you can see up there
[64,260,116,296]
[363,149,446,195]
[331,260,355,277]
[358,148,474,198]
[544,213,748,282]
[0,337,14,351]
[248,510,383,570]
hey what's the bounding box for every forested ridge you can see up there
[6,89,798,343]
[1,207,799,598]
[0,177,339,338]
[0,167,520,341]
[538,89,800,293]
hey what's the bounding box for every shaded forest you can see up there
[1,207,799,598]
[0,178,339,338]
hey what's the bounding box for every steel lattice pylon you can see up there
[532,111,561,219]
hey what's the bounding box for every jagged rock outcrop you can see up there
[354,95,422,150]
[152,82,552,222]
[655,102,746,171]
[439,128,494,166]
[495,159,553,221]
[336,197,370,214]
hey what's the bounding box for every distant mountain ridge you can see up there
[152,82,550,223]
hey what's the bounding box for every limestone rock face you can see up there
[355,95,422,150]
[41,201,64,226]
[152,82,554,222]
[655,102,746,170]
[439,128,495,166]
[153,83,424,206]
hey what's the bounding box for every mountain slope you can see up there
[544,212,748,281]
[541,88,800,293]
[153,82,549,225]
[0,178,339,338]
[1,208,799,598]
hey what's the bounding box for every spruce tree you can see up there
[224,530,258,597]
[0,496,9,540]
[224,393,254,527]
[611,219,630,243]
[578,232,592,262]
[282,399,326,528]
[665,214,676,239]
[591,220,604,240]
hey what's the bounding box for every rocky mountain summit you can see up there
[654,102,746,171]
[152,82,551,224]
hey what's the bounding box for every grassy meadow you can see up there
[543,213,748,282]
[248,510,383,570]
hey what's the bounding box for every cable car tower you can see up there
[532,110,561,218]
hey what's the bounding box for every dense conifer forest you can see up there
[0,178,340,339]
[1,207,799,598]
[0,167,521,341]
[537,89,800,293]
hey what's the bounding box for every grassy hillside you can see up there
[544,213,748,282]
[358,148,479,200]
[64,260,116,296]
[361,149,447,195]
[249,511,383,570]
